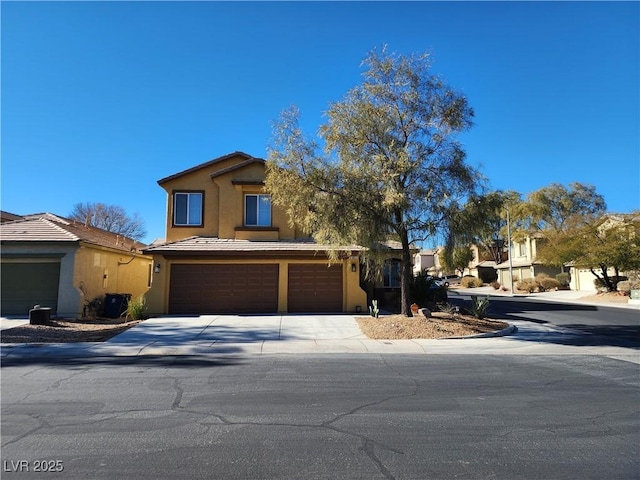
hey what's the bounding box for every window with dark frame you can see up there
[245,194,271,227]
[173,192,203,226]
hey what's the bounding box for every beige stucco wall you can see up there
[161,156,299,243]
[74,244,153,315]
[145,257,367,316]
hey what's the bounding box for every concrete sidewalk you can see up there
[1,313,639,364]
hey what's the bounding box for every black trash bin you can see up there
[103,294,131,318]
[29,307,52,325]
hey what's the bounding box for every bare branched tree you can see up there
[69,202,147,241]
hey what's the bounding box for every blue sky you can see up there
[2,1,638,245]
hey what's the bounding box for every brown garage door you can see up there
[169,264,278,314]
[288,264,343,313]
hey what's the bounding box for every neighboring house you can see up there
[0,213,152,317]
[566,213,640,291]
[413,246,499,281]
[142,151,367,315]
[412,249,439,276]
[466,244,500,283]
[495,235,561,289]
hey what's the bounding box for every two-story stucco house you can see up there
[495,235,561,288]
[143,152,367,315]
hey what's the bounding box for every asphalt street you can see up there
[449,291,640,347]
[2,354,639,480]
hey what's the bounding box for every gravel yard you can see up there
[0,318,141,343]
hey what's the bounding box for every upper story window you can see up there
[174,191,203,226]
[245,194,271,227]
[511,241,528,258]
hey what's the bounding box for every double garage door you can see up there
[168,263,343,314]
[1,262,60,316]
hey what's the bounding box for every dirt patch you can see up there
[575,292,632,304]
[357,312,509,340]
[0,318,141,344]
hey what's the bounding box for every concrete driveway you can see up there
[110,314,367,345]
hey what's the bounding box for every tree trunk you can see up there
[399,229,413,317]
[592,264,615,291]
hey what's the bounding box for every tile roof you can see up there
[0,218,78,242]
[143,236,362,255]
[0,211,23,223]
[0,214,148,253]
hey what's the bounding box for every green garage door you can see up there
[1,262,60,315]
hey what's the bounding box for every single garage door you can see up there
[1,262,60,315]
[288,264,343,312]
[169,264,279,314]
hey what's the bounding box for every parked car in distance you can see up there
[439,274,462,287]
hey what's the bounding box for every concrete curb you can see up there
[440,323,518,340]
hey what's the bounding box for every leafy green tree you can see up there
[538,212,640,291]
[445,190,521,266]
[266,47,480,316]
[518,182,606,235]
[515,182,606,278]
[440,245,474,276]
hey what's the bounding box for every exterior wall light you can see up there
[351,262,357,273]
[154,263,161,273]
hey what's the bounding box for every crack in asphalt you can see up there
[171,377,184,410]
[1,414,50,448]
[165,358,420,480]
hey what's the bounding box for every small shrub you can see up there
[490,281,501,290]
[537,276,561,292]
[556,273,570,288]
[439,303,459,320]
[468,295,490,320]
[126,295,148,320]
[594,276,628,292]
[617,280,640,295]
[593,277,607,291]
[516,278,538,293]
[461,276,483,288]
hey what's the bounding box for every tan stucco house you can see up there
[495,235,561,288]
[0,213,152,318]
[142,151,367,315]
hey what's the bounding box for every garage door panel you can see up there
[169,264,278,314]
[1,262,60,315]
[288,264,343,313]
